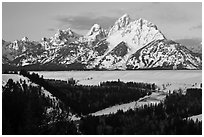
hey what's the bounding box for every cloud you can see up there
[175,38,202,53]
[54,15,117,30]
[108,9,126,16]
[143,3,196,24]
[155,11,191,24]
[190,24,202,30]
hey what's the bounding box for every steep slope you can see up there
[126,39,202,69]
[94,16,166,69]
[89,14,166,69]
[97,41,129,69]
[84,24,107,46]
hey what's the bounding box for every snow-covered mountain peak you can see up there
[63,28,75,35]
[105,15,166,61]
[21,37,29,42]
[84,24,106,44]
[118,13,130,24]
[86,24,102,36]
[54,28,79,39]
[55,29,69,38]
[133,18,158,30]
[121,13,130,18]
[125,17,166,41]
[50,28,81,45]
[54,29,63,39]
[41,37,48,42]
[108,14,131,36]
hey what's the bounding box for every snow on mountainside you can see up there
[2,40,12,63]
[96,16,166,69]
[50,28,81,46]
[85,24,107,46]
[127,40,202,69]
[2,14,202,70]
[2,38,43,65]
[108,14,131,36]
[21,37,29,42]
[107,16,165,53]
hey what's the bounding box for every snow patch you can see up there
[90,92,167,116]
[187,114,202,122]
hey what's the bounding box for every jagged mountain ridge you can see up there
[2,14,202,70]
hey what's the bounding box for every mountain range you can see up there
[2,14,202,71]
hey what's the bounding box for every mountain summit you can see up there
[2,14,202,71]
[85,24,107,46]
[108,14,131,36]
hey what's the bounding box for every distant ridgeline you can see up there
[2,14,202,71]
[2,70,202,135]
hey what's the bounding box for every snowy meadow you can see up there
[30,70,202,91]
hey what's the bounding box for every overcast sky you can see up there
[2,2,202,41]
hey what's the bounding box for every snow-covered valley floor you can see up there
[31,70,202,92]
